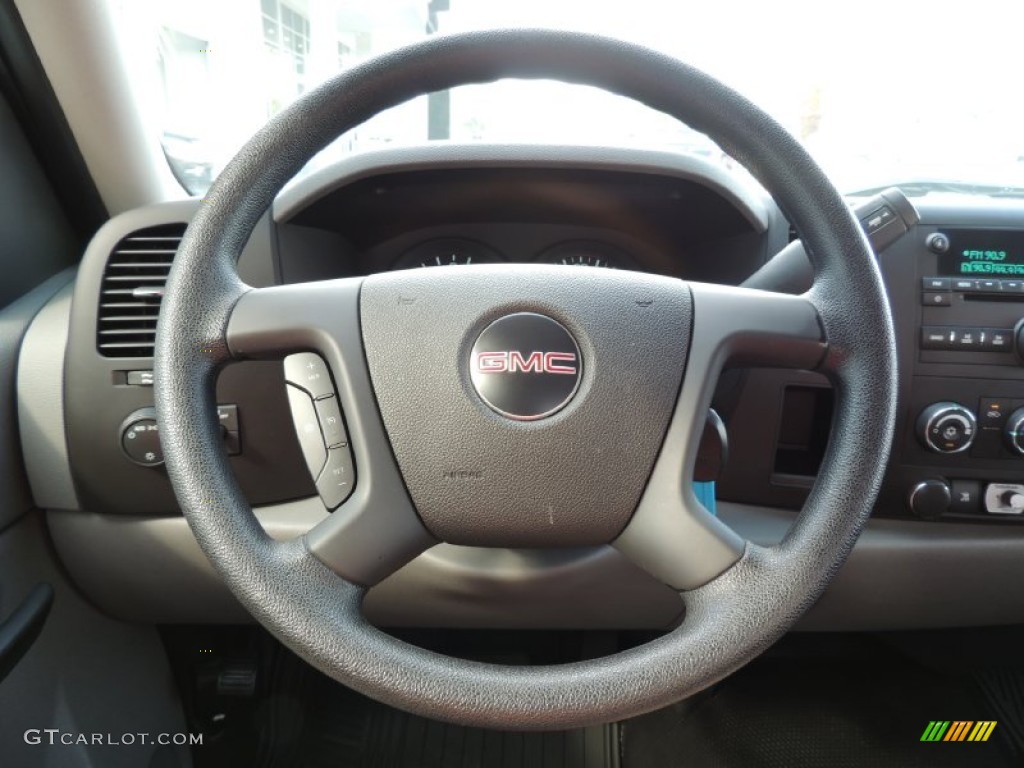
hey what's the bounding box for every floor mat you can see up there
[975,667,1024,756]
[262,665,618,768]
[185,629,1022,768]
[622,651,1018,768]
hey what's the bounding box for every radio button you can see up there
[954,328,979,348]
[952,278,977,292]
[984,329,1013,351]
[921,326,953,350]
[926,233,951,254]
[979,279,1002,293]
[1002,280,1024,292]
[922,277,950,291]
[922,292,952,307]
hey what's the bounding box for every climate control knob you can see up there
[1004,408,1024,455]
[916,402,976,454]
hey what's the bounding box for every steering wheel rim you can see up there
[154,29,896,729]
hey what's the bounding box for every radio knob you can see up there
[908,479,951,520]
[1004,408,1024,455]
[926,232,950,254]
[916,402,976,454]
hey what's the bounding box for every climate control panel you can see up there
[907,398,1024,522]
[916,402,976,454]
[1003,409,1024,455]
[916,400,1024,459]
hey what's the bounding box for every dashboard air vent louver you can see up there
[96,223,187,357]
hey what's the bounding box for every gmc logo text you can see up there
[473,351,577,375]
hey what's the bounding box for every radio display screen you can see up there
[939,229,1024,276]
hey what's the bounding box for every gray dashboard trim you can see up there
[274,144,770,234]
[17,280,77,511]
[46,498,1024,630]
[0,268,75,531]
[48,499,329,623]
[0,511,191,768]
[47,500,683,627]
[720,502,1024,631]
[23,201,202,513]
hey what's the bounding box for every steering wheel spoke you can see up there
[226,278,362,360]
[685,282,826,372]
[303,485,434,586]
[614,282,826,590]
[226,279,436,586]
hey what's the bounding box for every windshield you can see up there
[113,0,1024,197]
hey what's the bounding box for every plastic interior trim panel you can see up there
[274,143,770,234]
[45,500,1024,631]
[61,199,308,517]
[16,279,77,512]
[0,268,75,530]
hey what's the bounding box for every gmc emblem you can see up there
[473,351,578,375]
[469,312,582,421]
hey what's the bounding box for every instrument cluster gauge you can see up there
[393,238,504,270]
[537,240,637,270]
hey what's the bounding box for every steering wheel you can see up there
[154,30,896,729]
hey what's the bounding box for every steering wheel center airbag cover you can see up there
[360,265,690,546]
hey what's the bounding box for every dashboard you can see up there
[274,156,773,284]
[18,144,1024,631]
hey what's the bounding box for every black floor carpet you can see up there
[255,668,617,768]
[622,644,1019,768]
[180,629,1023,768]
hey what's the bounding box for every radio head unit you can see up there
[938,229,1024,277]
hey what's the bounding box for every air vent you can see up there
[96,223,186,357]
